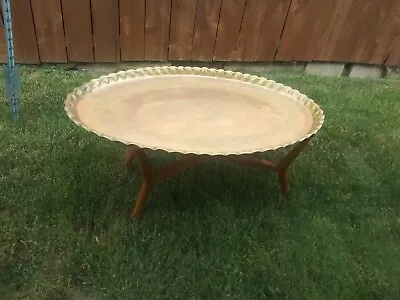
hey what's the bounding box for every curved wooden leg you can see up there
[132,182,152,218]
[124,149,137,167]
[276,138,311,197]
[278,169,289,197]
[125,149,209,219]
[123,137,314,217]
[131,148,154,219]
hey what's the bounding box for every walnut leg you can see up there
[127,150,208,218]
[131,148,154,219]
[276,138,312,197]
[123,148,137,167]
[124,137,313,218]
[278,169,289,197]
[132,182,151,218]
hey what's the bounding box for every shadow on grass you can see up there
[64,143,292,230]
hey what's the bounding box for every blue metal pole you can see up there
[2,0,20,121]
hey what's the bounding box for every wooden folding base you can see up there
[124,138,311,219]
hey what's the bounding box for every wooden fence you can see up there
[0,0,399,66]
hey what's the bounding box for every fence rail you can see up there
[0,0,399,66]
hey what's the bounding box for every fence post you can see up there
[2,0,21,121]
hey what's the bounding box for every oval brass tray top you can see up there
[65,66,324,156]
[65,66,325,218]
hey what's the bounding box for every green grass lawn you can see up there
[1,65,400,299]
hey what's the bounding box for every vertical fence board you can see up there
[0,10,6,62]
[275,0,313,61]
[370,1,400,65]
[238,0,269,61]
[62,0,94,62]
[330,0,369,62]
[120,0,145,61]
[213,0,247,61]
[385,37,400,66]
[191,0,222,61]
[313,0,354,62]
[351,0,394,63]
[31,0,67,62]
[255,0,291,61]
[145,0,172,61]
[168,0,198,60]
[223,0,262,61]
[294,0,335,61]
[0,36,6,64]
[3,0,39,63]
[91,0,120,62]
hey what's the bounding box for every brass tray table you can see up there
[65,67,325,218]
